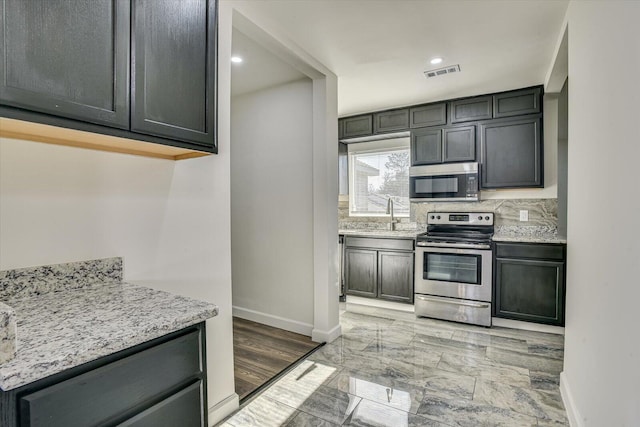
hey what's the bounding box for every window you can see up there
[348,138,410,217]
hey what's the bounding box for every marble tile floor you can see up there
[220,305,567,426]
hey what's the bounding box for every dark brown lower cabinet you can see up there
[494,242,566,326]
[378,250,414,303]
[0,323,207,427]
[344,237,414,304]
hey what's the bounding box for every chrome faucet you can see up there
[386,197,398,231]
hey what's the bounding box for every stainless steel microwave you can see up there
[409,162,479,202]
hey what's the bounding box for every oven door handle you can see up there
[416,241,492,250]
[415,295,491,309]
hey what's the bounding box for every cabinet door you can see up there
[374,109,409,133]
[0,0,130,128]
[341,115,373,138]
[345,248,377,298]
[495,258,565,326]
[410,103,446,128]
[443,126,475,162]
[378,251,414,303]
[450,96,492,123]
[132,0,217,148]
[494,87,542,118]
[480,115,543,188]
[411,128,442,165]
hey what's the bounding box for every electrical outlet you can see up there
[519,210,529,222]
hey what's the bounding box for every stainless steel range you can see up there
[414,212,494,327]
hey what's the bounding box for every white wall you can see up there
[225,1,341,345]
[231,78,316,334]
[0,137,236,421]
[559,1,640,425]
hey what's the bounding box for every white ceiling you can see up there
[231,0,569,116]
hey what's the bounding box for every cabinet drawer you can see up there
[345,237,414,251]
[20,329,203,427]
[495,243,565,261]
[119,381,205,427]
[374,109,409,133]
[493,87,542,118]
[409,103,446,128]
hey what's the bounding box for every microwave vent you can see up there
[424,64,461,78]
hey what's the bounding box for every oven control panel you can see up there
[427,212,494,226]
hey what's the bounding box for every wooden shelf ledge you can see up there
[0,117,211,161]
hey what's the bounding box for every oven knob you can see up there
[430,215,435,220]
[478,216,482,220]
[485,216,490,221]
[436,215,441,220]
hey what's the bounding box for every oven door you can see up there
[415,245,492,302]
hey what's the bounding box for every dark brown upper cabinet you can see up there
[132,0,217,148]
[411,125,475,165]
[373,109,409,133]
[341,115,373,139]
[0,0,218,157]
[450,95,493,124]
[494,87,542,118]
[442,126,475,163]
[0,0,130,129]
[480,115,543,188]
[409,103,447,128]
[411,128,442,165]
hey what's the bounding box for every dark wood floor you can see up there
[233,317,320,401]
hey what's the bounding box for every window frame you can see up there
[347,138,410,218]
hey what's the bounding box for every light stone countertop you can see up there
[339,229,421,239]
[339,227,566,244]
[492,226,567,244]
[0,302,16,365]
[0,259,217,391]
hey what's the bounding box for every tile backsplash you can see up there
[339,198,558,232]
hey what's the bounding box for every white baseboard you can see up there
[491,317,565,335]
[232,306,314,336]
[560,371,582,427]
[208,393,239,426]
[312,323,342,343]
[346,295,415,313]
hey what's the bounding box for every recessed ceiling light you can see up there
[231,56,243,63]
[430,57,443,65]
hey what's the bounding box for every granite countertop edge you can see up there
[0,282,218,391]
[492,232,567,244]
[338,229,566,243]
[338,229,421,239]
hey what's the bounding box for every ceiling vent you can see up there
[424,64,461,78]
